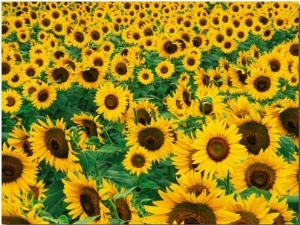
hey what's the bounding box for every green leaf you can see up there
[278,136,296,161]
[238,186,272,200]
[97,145,122,153]
[280,195,299,203]
[58,215,69,224]
[73,215,99,224]
[85,136,101,146]
[78,150,97,171]
[113,187,136,200]
[140,179,160,190]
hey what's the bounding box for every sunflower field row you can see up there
[1,1,299,224]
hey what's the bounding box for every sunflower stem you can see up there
[105,199,119,220]
[133,108,138,125]
[226,171,231,195]
[94,164,99,178]
[104,129,113,145]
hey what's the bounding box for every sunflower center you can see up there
[168,202,216,224]
[29,185,40,200]
[2,216,29,224]
[28,87,36,95]
[193,37,202,47]
[2,25,8,34]
[37,90,49,102]
[82,120,97,138]
[245,163,275,190]
[75,32,84,42]
[12,74,20,82]
[233,212,259,224]
[269,60,280,72]
[104,94,119,110]
[131,154,146,168]
[115,198,132,223]
[115,62,127,75]
[91,31,100,40]
[80,187,100,217]
[200,101,213,115]
[279,108,298,136]
[23,138,33,156]
[83,68,99,82]
[6,97,16,107]
[137,109,151,125]
[224,41,231,49]
[187,58,195,66]
[254,76,270,92]
[182,90,191,106]
[52,67,69,83]
[138,127,165,151]
[164,41,178,54]
[290,44,299,56]
[237,70,248,85]
[187,185,209,197]
[2,62,11,75]
[2,155,24,183]
[45,128,69,158]
[238,121,270,155]
[94,58,103,67]
[161,66,168,74]
[269,209,285,225]
[42,18,50,27]
[142,73,149,80]
[206,137,229,162]
[26,68,35,77]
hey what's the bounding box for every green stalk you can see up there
[105,199,119,220]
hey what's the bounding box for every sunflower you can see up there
[102,179,142,224]
[47,62,74,90]
[71,112,105,150]
[100,40,115,56]
[194,67,211,88]
[141,36,157,51]
[16,28,30,43]
[2,89,23,114]
[137,68,154,85]
[125,100,159,126]
[172,133,199,175]
[236,111,280,155]
[30,82,57,110]
[2,193,48,224]
[125,118,174,162]
[182,52,200,72]
[22,79,39,97]
[28,117,81,173]
[261,27,275,41]
[192,119,248,178]
[273,98,299,147]
[157,35,182,59]
[29,180,48,201]
[155,59,175,79]
[88,51,110,70]
[2,142,38,196]
[227,194,279,224]
[21,62,41,79]
[2,20,11,38]
[62,172,110,224]
[109,54,133,82]
[144,186,240,224]
[245,67,279,101]
[2,58,16,81]
[66,24,88,48]
[174,170,224,197]
[259,51,288,77]
[231,151,292,197]
[220,37,238,54]
[76,64,105,89]
[286,153,298,195]
[7,70,24,89]
[267,195,294,224]
[7,125,33,157]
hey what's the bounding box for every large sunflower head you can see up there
[125,118,174,162]
[109,54,133,82]
[137,68,155,85]
[155,59,175,79]
[231,151,292,197]
[145,185,240,224]
[28,116,81,173]
[94,81,131,122]
[157,35,183,59]
[267,195,295,224]
[30,82,57,110]
[192,119,248,178]
[62,172,110,224]
[76,63,105,89]
[2,89,23,114]
[2,142,38,196]
[228,194,279,224]
[47,62,74,91]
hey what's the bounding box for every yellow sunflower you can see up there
[182,52,201,72]
[94,81,130,122]
[122,146,153,177]
[71,112,105,150]
[29,180,48,201]
[7,125,33,157]
[62,172,110,224]
[137,68,154,85]
[259,51,288,78]
[2,193,48,224]
[2,89,23,114]
[102,179,142,224]
[109,54,133,81]
[245,66,279,101]
[172,133,199,175]
[231,151,292,197]
[192,119,248,178]
[2,142,38,196]
[144,186,240,224]
[47,62,74,90]
[125,118,174,162]
[30,83,57,110]
[76,64,105,89]
[157,35,183,59]
[65,24,88,48]
[28,116,81,173]
[155,59,175,79]
[227,194,279,224]
[22,79,39,97]
[267,195,294,224]
[286,152,298,195]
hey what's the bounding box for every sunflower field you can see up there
[1,1,299,224]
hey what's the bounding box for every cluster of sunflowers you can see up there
[2,1,299,224]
